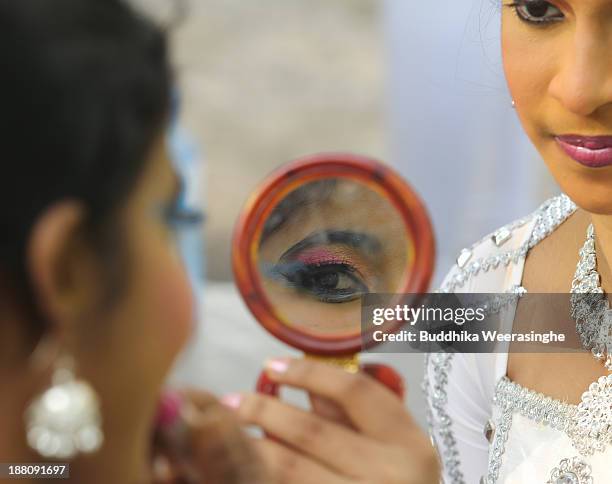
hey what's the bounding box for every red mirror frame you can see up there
[232,153,435,356]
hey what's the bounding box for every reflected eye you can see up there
[508,1,564,25]
[268,261,370,303]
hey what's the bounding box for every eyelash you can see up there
[271,260,369,303]
[162,200,205,230]
[505,1,564,26]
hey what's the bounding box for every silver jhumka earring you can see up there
[24,355,103,459]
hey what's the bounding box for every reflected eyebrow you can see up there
[279,230,382,261]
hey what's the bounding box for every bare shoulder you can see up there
[522,207,589,292]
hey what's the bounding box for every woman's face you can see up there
[74,136,195,435]
[501,0,612,214]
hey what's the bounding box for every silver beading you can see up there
[424,352,466,484]
[547,457,593,484]
[570,224,612,371]
[571,374,612,456]
[565,223,612,458]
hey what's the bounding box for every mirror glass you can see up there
[256,177,412,337]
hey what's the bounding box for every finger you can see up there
[255,438,355,484]
[223,392,379,477]
[308,394,353,428]
[178,388,218,413]
[263,358,417,443]
[150,453,190,484]
[159,389,267,484]
[151,454,178,484]
[184,398,266,483]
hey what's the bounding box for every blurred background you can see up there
[171,0,389,282]
[135,0,560,427]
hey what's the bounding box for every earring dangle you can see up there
[25,356,104,459]
[511,99,516,109]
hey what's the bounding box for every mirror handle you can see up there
[256,371,281,397]
[360,363,405,399]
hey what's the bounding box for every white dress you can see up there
[424,194,612,483]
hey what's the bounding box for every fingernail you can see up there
[155,391,183,429]
[221,393,243,409]
[265,357,290,374]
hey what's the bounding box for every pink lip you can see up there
[555,135,612,168]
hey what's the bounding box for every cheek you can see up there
[501,19,555,94]
[146,248,195,350]
[501,19,612,214]
[123,229,197,368]
[76,232,195,418]
[501,18,553,136]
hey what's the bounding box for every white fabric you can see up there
[426,198,612,483]
[498,414,611,483]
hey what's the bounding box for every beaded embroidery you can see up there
[490,377,610,483]
[424,352,465,483]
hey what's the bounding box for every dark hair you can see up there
[0,0,172,331]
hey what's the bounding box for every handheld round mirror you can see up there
[232,153,435,397]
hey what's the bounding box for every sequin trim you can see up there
[494,376,576,434]
[424,353,466,484]
[439,194,577,293]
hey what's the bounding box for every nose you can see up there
[548,21,612,117]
